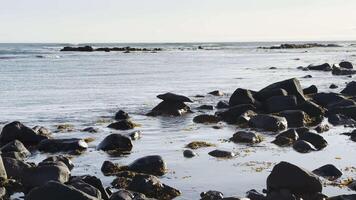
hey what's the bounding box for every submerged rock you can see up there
[249,114,287,132]
[186,141,215,149]
[230,131,262,144]
[38,138,88,153]
[0,121,48,145]
[108,119,136,130]
[97,134,133,153]
[307,63,332,71]
[208,150,235,158]
[312,164,342,181]
[193,114,220,124]
[267,162,322,197]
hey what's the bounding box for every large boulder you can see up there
[267,162,322,196]
[0,140,31,160]
[298,131,328,150]
[297,101,325,119]
[312,164,342,181]
[25,181,99,200]
[38,138,88,153]
[147,101,191,116]
[279,110,309,128]
[312,93,346,108]
[216,104,256,124]
[265,95,298,113]
[127,155,167,176]
[68,180,102,199]
[328,105,356,121]
[2,157,30,180]
[341,81,356,96]
[0,121,48,145]
[71,175,110,200]
[157,92,192,102]
[229,88,257,107]
[257,78,306,104]
[41,155,74,171]
[97,134,133,153]
[339,61,354,69]
[249,114,287,132]
[254,88,288,102]
[307,63,332,71]
[230,131,262,144]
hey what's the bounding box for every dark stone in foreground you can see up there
[97,134,133,153]
[229,88,257,107]
[0,121,48,145]
[298,131,328,150]
[157,92,192,102]
[267,162,322,197]
[208,150,235,158]
[230,131,261,144]
[249,114,287,132]
[303,85,318,95]
[183,150,196,158]
[147,101,191,116]
[127,155,167,176]
[108,119,135,130]
[265,95,297,113]
[293,140,317,153]
[193,114,220,124]
[38,138,88,153]
[341,81,356,96]
[307,63,332,71]
[313,164,342,181]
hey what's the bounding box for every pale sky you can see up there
[1,0,356,43]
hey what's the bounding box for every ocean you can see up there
[1,42,356,199]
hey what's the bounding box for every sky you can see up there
[1,0,356,43]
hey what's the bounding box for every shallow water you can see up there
[1,42,356,199]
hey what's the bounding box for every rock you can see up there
[55,124,75,132]
[297,101,325,119]
[272,136,294,147]
[60,46,94,52]
[208,150,235,158]
[314,124,330,133]
[254,88,288,102]
[71,175,110,200]
[147,101,191,116]
[229,88,257,107]
[257,78,306,104]
[341,81,356,96]
[68,180,102,199]
[246,189,266,200]
[327,99,356,110]
[197,105,214,110]
[303,85,318,95]
[200,190,224,200]
[101,161,119,176]
[236,110,257,125]
[25,181,99,200]
[329,84,338,89]
[339,61,354,69]
[261,43,340,49]
[42,156,74,171]
[328,105,356,121]
[267,161,322,196]
[209,90,224,96]
[217,104,256,124]
[328,194,356,200]
[108,119,135,130]
[303,75,313,78]
[307,63,332,71]
[127,155,167,176]
[97,134,133,153]
[22,164,70,189]
[0,140,31,159]
[312,92,346,107]
[115,110,129,120]
[186,141,215,149]
[298,131,328,150]
[249,114,287,132]
[279,110,309,128]
[32,126,51,136]
[183,150,196,158]
[2,157,30,180]
[312,164,342,181]
[276,129,299,141]
[328,114,356,126]
[230,131,262,144]
[0,121,48,145]
[157,92,192,102]
[269,67,277,70]
[216,100,230,109]
[332,67,356,76]
[38,138,88,153]
[265,95,298,113]
[193,115,220,124]
[82,127,98,133]
[293,140,317,153]
[109,190,134,200]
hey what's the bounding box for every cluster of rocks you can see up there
[60,46,162,53]
[299,61,356,76]
[259,43,341,49]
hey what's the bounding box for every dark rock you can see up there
[257,78,306,104]
[109,190,134,200]
[328,114,356,126]
[303,85,318,95]
[312,92,346,107]
[38,138,88,153]
[341,81,356,96]
[261,43,340,49]
[293,140,317,153]
[97,134,133,153]
[60,46,94,52]
[303,75,313,78]
[329,84,338,89]
[249,114,287,132]
[216,100,230,109]
[108,119,135,130]
[339,61,354,69]
[254,88,288,102]
[183,150,196,158]
[328,194,356,200]
[328,105,356,121]
[42,156,74,171]
[127,155,167,176]
[209,90,224,96]
[2,157,27,180]
[298,131,328,150]
[186,141,215,149]
[69,180,102,199]
[208,150,235,158]
[314,124,330,133]
[115,110,129,120]
[297,101,325,119]
[197,105,214,110]
[265,95,298,113]
[312,164,342,181]
[0,140,31,159]
[267,161,322,196]
[246,189,266,200]
[25,181,99,200]
[230,131,261,144]
[101,161,119,176]
[279,110,309,128]
[82,127,98,133]
[276,129,299,141]
[157,92,192,103]
[236,110,257,125]
[307,63,332,71]
[22,164,70,189]
[269,67,277,70]
[229,88,257,107]
[200,190,224,200]
[147,101,191,116]
[71,175,110,200]
[0,121,48,145]
[217,104,256,124]
[272,136,294,147]
[32,126,51,136]
[332,67,356,76]
[327,99,356,110]
[193,115,220,124]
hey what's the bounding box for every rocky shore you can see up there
[60,46,162,53]
[1,61,356,199]
[259,43,341,49]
